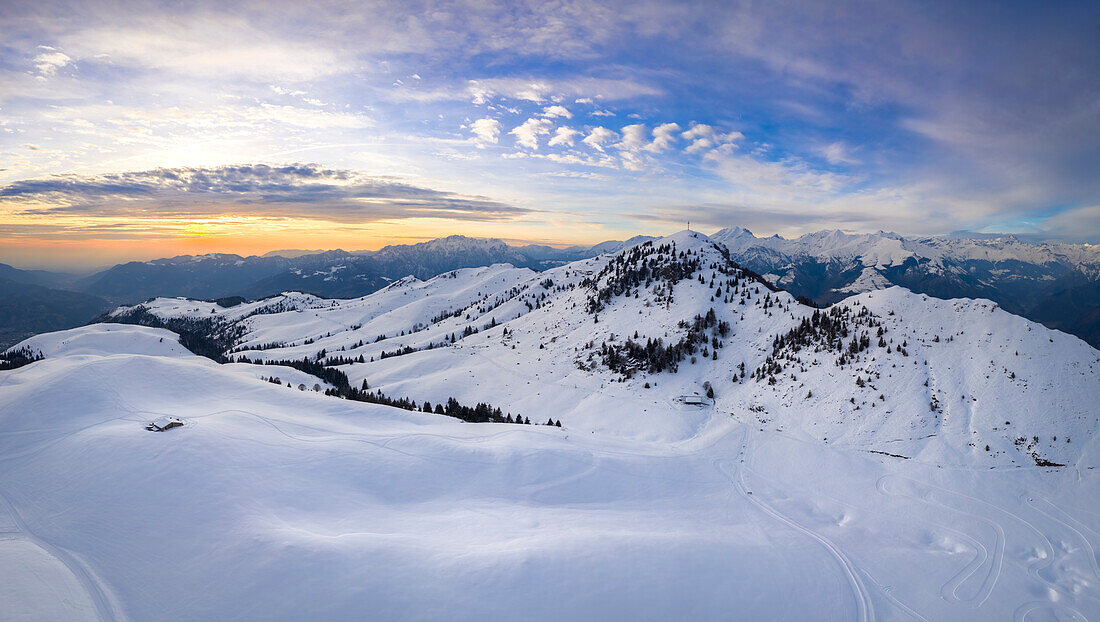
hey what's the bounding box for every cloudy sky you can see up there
[1,0,1098,268]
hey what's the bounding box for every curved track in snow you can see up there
[716,426,875,622]
[1024,494,1100,585]
[1013,600,1089,622]
[0,488,129,622]
[877,475,1005,608]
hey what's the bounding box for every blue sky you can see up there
[1,0,1098,267]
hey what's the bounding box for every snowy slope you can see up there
[119,230,1099,465]
[110,291,333,323]
[4,313,1100,619]
[0,325,882,620]
[837,266,894,294]
[231,264,534,362]
[12,323,194,359]
[9,230,1099,619]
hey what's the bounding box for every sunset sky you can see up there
[1,1,1098,269]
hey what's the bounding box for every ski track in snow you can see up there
[0,488,129,622]
[878,475,1099,620]
[1013,600,1090,622]
[859,568,932,622]
[1023,494,1100,591]
[717,426,876,622]
[877,475,1005,607]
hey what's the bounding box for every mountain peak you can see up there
[710,226,756,241]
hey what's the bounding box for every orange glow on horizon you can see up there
[0,214,647,270]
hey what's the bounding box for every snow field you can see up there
[4,229,1097,619]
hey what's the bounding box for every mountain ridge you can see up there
[94,230,1100,466]
[710,227,1100,347]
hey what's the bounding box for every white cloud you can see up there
[268,86,324,107]
[270,85,306,96]
[703,149,850,198]
[33,47,72,76]
[646,122,682,153]
[506,151,619,169]
[619,151,646,171]
[467,77,660,106]
[58,18,349,81]
[509,117,553,150]
[682,124,716,153]
[470,118,503,145]
[251,104,372,129]
[682,123,744,154]
[542,105,572,119]
[582,127,618,151]
[548,126,582,147]
[819,141,860,165]
[537,170,612,181]
[39,102,374,137]
[617,124,649,151]
[470,79,552,104]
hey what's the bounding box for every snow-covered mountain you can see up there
[73,235,654,304]
[65,226,1100,348]
[106,229,1098,465]
[712,227,1100,272]
[4,230,1100,620]
[711,227,1100,347]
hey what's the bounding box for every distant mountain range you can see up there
[1,229,1098,349]
[710,227,1100,347]
[0,267,111,348]
[74,235,656,303]
[0,236,651,347]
